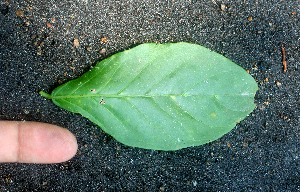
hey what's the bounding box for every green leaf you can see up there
[40,42,258,150]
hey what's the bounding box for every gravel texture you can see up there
[0,0,299,191]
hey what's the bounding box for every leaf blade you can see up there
[42,42,258,150]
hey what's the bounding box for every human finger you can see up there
[0,121,78,164]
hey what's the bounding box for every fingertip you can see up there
[18,121,78,164]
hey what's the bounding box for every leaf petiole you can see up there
[39,91,52,99]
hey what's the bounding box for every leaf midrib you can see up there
[50,93,254,99]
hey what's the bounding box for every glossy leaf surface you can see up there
[40,43,258,150]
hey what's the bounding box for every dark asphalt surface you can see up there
[0,0,299,191]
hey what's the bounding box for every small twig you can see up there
[281,45,287,72]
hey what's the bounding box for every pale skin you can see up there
[0,121,78,164]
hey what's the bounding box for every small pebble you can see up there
[23,109,29,114]
[265,78,269,82]
[73,38,79,48]
[242,142,249,147]
[99,48,106,54]
[86,46,92,51]
[15,10,24,18]
[220,4,226,11]
[227,142,231,147]
[37,49,42,55]
[101,37,108,43]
